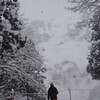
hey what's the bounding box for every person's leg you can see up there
[51,98,57,100]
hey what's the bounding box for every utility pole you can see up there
[68,89,72,100]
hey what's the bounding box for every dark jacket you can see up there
[48,86,58,100]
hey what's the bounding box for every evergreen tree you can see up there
[68,0,100,80]
[87,9,100,80]
[0,0,27,58]
[0,0,46,99]
[0,41,46,99]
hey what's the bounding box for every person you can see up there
[6,89,15,100]
[48,83,58,100]
[10,88,15,100]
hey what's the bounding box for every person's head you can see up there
[50,83,54,87]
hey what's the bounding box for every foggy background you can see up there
[19,0,100,100]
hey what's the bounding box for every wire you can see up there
[59,88,91,92]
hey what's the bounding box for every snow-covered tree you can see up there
[68,0,100,80]
[87,9,100,80]
[0,0,46,99]
[0,0,27,58]
[0,40,46,99]
[0,0,27,94]
[68,0,100,13]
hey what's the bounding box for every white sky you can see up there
[19,0,85,71]
[20,0,80,23]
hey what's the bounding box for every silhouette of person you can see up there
[48,83,58,100]
[11,88,15,100]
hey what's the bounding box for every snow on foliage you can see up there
[0,0,46,99]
